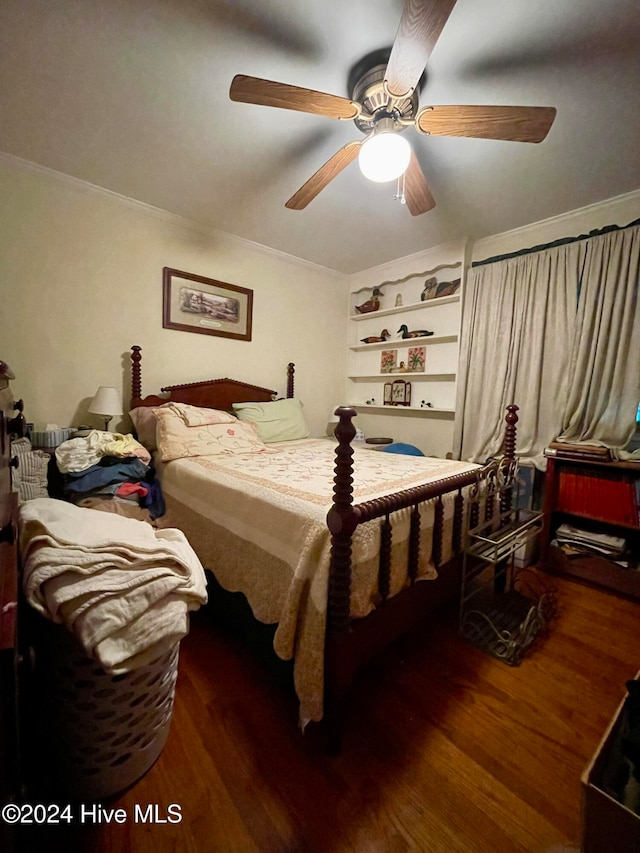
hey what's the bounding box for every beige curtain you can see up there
[558,225,640,455]
[453,241,586,465]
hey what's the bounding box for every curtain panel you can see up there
[454,223,640,465]
[559,225,640,453]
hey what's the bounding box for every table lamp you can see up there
[88,386,123,431]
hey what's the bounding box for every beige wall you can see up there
[2,153,638,452]
[0,157,348,436]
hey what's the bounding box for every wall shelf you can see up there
[347,253,464,451]
[349,294,460,321]
[347,372,456,382]
[349,404,455,418]
[350,334,457,352]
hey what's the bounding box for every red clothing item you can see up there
[116,482,149,498]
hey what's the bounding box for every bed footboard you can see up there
[323,404,519,749]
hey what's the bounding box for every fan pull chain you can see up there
[394,171,406,205]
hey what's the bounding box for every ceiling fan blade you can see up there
[385,0,458,98]
[403,151,436,216]
[230,74,359,120]
[285,142,362,210]
[416,105,557,142]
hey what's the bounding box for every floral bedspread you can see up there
[157,439,478,724]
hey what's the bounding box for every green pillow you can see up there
[232,398,309,443]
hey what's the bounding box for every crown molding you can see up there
[472,188,640,260]
[0,150,348,281]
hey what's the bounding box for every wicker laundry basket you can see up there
[32,622,179,801]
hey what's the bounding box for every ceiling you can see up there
[1,0,639,274]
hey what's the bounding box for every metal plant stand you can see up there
[460,459,556,665]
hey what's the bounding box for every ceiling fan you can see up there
[229,0,556,216]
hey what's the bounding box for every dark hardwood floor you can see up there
[18,572,640,852]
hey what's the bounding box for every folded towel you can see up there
[19,498,207,672]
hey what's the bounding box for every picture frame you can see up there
[162,267,253,341]
[407,346,426,372]
[380,349,397,373]
[391,379,411,406]
[383,382,393,405]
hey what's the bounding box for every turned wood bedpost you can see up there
[326,407,358,633]
[287,363,295,399]
[452,490,464,554]
[324,406,358,752]
[502,404,519,463]
[131,345,142,405]
[501,404,519,514]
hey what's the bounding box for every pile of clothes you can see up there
[19,496,207,672]
[54,430,165,523]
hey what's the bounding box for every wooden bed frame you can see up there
[130,345,519,748]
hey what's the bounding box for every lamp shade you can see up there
[89,386,123,420]
[358,131,411,183]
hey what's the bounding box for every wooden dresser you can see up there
[0,361,24,850]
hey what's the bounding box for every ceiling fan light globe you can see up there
[358,132,411,183]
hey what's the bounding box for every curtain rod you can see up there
[471,216,640,268]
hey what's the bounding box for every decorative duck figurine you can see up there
[355,287,383,314]
[397,324,434,339]
[420,277,438,301]
[360,328,391,344]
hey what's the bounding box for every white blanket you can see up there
[19,498,208,672]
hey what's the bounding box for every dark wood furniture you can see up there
[0,361,25,852]
[582,671,640,853]
[540,455,640,600]
[130,345,520,747]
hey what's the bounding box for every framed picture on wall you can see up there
[163,267,253,341]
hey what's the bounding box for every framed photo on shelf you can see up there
[380,349,397,373]
[391,379,411,406]
[163,267,253,341]
[407,346,425,372]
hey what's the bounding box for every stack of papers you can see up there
[553,523,632,567]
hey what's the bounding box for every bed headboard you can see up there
[129,345,295,410]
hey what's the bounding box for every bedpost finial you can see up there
[505,403,519,425]
[333,406,357,442]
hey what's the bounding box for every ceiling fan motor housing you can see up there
[350,59,420,135]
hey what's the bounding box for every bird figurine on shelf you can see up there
[397,324,434,339]
[420,277,438,301]
[355,287,384,314]
[360,329,391,344]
